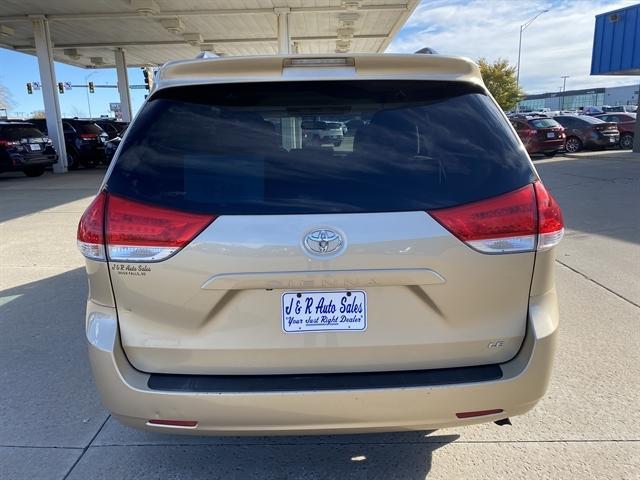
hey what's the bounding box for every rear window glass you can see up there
[0,125,44,140]
[107,81,535,215]
[529,118,561,128]
[575,116,605,124]
[73,122,104,134]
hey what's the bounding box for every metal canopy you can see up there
[0,0,419,68]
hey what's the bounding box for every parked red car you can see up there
[510,115,566,157]
[595,113,636,150]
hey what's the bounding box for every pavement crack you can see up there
[0,445,83,450]
[61,414,111,480]
[556,259,640,309]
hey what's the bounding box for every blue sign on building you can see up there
[591,3,640,75]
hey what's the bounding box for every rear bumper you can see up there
[77,144,106,160]
[587,134,619,147]
[527,139,565,153]
[86,289,558,435]
[0,152,57,172]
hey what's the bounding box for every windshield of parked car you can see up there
[73,122,104,134]
[107,80,535,215]
[578,116,607,124]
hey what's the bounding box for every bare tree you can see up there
[0,82,15,111]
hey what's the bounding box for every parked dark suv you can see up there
[510,115,565,157]
[93,119,129,163]
[94,119,129,140]
[28,118,107,169]
[0,121,58,177]
[553,115,619,153]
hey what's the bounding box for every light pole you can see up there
[516,9,549,112]
[84,71,97,118]
[560,76,570,111]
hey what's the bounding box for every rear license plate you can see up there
[546,132,555,139]
[29,143,41,150]
[282,290,367,333]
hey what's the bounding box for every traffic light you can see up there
[26,82,33,95]
[88,81,95,93]
[58,82,64,94]
[142,68,151,90]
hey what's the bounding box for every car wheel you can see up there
[67,151,79,170]
[80,158,96,169]
[565,136,582,153]
[23,166,45,177]
[620,133,634,150]
[543,150,558,158]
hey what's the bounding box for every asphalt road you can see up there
[0,151,638,479]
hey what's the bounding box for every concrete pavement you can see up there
[0,152,638,479]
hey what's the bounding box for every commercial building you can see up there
[590,2,640,151]
[519,83,639,112]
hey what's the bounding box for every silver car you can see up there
[78,54,563,435]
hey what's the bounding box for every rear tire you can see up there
[80,158,96,169]
[565,136,582,153]
[23,166,45,177]
[620,133,634,150]
[67,150,79,171]
[543,151,558,158]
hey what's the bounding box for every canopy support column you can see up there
[115,48,133,122]
[31,15,67,172]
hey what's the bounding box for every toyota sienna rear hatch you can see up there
[88,80,544,375]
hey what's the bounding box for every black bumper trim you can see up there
[147,364,503,393]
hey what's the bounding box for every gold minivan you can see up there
[78,54,563,435]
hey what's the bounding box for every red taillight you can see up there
[534,182,564,251]
[428,182,564,254]
[428,185,537,253]
[77,192,107,260]
[147,419,198,428]
[79,133,98,140]
[77,192,216,262]
[0,139,20,147]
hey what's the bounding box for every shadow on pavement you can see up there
[535,154,640,245]
[0,168,105,223]
[0,267,107,448]
[69,431,459,479]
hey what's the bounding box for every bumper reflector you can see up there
[456,409,504,419]
[147,419,198,428]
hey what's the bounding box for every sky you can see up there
[0,51,149,118]
[388,0,640,93]
[1,0,639,117]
